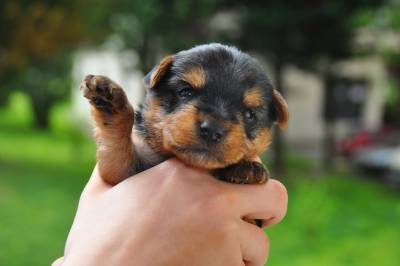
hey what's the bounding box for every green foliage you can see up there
[0,92,34,128]
[0,0,111,72]
[0,53,74,129]
[368,1,400,30]
[366,2,400,124]
[224,0,386,69]
[109,0,221,71]
[24,53,73,128]
[0,0,114,127]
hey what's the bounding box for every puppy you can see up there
[80,43,288,188]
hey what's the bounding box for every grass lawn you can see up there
[267,171,400,266]
[0,136,94,266]
[0,93,95,265]
[0,93,399,265]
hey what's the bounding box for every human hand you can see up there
[53,159,287,266]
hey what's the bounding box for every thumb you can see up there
[80,165,112,201]
[51,257,64,266]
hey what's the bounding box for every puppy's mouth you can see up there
[172,146,210,155]
[164,131,228,169]
[162,127,245,169]
[166,142,230,169]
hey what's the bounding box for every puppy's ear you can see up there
[271,89,289,129]
[143,55,174,88]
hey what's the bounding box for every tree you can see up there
[108,0,222,73]
[221,0,386,173]
[0,0,112,128]
[366,1,400,126]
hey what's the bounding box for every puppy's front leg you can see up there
[80,75,136,185]
[213,160,269,184]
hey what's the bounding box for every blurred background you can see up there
[1,0,400,265]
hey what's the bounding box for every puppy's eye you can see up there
[244,109,257,122]
[178,87,194,98]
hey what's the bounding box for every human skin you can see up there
[53,159,288,266]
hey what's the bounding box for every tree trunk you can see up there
[0,95,8,106]
[322,74,336,170]
[0,88,10,107]
[322,120,336,170]
[31,98,52,129]
[272,59,285,176]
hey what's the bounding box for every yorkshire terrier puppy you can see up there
[80,43,288,188]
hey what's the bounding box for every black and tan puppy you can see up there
[80,43,288,189]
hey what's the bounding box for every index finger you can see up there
[222,178,288,225]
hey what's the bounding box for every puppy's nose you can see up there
[198,120,226,143]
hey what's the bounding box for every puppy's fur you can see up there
[81,43,288,186]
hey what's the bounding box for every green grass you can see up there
[267,173,400,266]
[0,93,95,266]
[0,92,399,265]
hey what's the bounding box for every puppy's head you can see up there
[142,43,288,169]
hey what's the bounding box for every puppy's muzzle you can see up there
[198,120,227,143]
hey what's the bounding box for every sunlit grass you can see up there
[267,173,400,266]
[0,93,95,266]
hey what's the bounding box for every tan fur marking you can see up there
[220,123,247,164]
[163,105,198,150]
[162,105,225,168]
[92,105,135,185]
[273,89,289,129]
[144,98,167,153]
[150,55,174,88]
[245,128,272,159]
[182,67,206,89]
[243,88,263,107]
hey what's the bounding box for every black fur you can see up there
[138,43,278,142]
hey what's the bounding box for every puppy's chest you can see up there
[133,140,168,172]
[133,110,169,172]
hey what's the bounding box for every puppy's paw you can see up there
[213,160,269,184]
[80,75,129,114]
